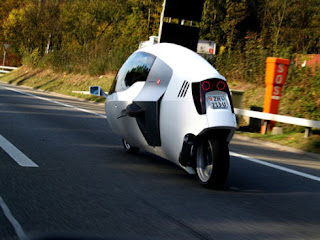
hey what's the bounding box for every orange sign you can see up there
[262,57,290,132]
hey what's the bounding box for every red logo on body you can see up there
[157,79,161,85]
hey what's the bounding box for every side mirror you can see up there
[126,103,144,117]
[89,86,108,98]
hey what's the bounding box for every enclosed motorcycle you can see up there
[90,43,237,188]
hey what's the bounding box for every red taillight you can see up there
[217,81,226,91]
[201,81,210,91]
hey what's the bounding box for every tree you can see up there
[200,0,226,46]
[221,0,248,54]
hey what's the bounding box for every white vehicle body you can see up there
[91,43,237,188]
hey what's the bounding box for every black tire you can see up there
[122,138,140,153]
[196,137,229,189]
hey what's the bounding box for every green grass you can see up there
[0,66,114,103]
[236,130,320,154]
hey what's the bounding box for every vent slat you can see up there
[177,81,186,97]
[182,82,190,97]
[178,81,189,98]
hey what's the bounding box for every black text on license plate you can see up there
[207,96,228,109]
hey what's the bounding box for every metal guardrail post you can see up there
[304,127,312,138]
[261,120,269,135]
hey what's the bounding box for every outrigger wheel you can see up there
[196,137,229,189]
[122,138,140,153]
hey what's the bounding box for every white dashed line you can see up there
[0,135,38,167]
[0,86,106,118]
[0,196,27,240]
[230,151,320,182]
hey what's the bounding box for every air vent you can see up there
[178,81,190,98]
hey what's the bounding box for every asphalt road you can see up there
[0,81,320,240]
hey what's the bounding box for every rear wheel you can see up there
[196,137,229,189]
[122,138,140,153]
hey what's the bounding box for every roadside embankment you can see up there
[0,66,115,102]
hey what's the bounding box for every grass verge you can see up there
[0,66,115,103]
[236,130,320,154]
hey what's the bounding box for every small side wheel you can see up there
[122,138,140,154]
[196,137,229,189]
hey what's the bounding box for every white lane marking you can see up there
[0,86,107,118]
[0,135,38,167]
[230,151,320,182]
[0,196,27,240]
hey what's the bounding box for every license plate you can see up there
[207,95,228,109]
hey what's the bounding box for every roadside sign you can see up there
[159,0,205,52]
[2,42,10,51]
[2,42,10,67]
[164,0,205,22]
[261,57,290,133]
[197,40,216,55]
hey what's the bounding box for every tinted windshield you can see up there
[109,52,156,94]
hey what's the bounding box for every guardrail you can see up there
[0,66,18,74]
[234,108,320,137]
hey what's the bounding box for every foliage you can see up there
[0,0,319,120]
[1,0,319,70]
[280,66,320,120]
[1,0,162,74]
[201,0,320,55]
